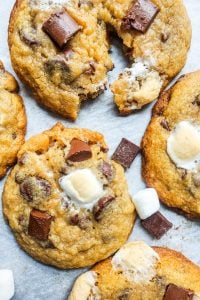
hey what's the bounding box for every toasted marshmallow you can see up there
[59,168,105,209]
[133,188,160,220]
[112,241,159,283]
[69,271,100,300]
[167,121,200,170]
[0,270,14,300]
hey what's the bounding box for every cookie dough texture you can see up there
[8,0,191,119]
[0,60,26,178]
[69,241,200,299]
[142,71,200,219]
[3,123,135,269]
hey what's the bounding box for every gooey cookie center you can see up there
[59,168,105,208]
[167,121,200,170]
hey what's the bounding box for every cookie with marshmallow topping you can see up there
[69,241,200,299]
[3,123,135,269]
[142,71,200,219]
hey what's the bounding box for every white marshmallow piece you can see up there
[59,168,105,209]
[0,270,14,300]
[133,188,160,220]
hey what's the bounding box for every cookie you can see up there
[108,0,191,114]
[3,123,135,269]
[8,0,191,120]
[69,241,200,299]
[0,60,26,178]
[142,71,200,219]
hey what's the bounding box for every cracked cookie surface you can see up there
[8,0,191,119]
[3,123,135,268]
[142,71,200,219]
[0,60,26,178]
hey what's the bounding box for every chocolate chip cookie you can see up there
[69,241,200,299]
[8,0,191,120]
[0,60,26,178]
[142,71,200,219]
[3,123,135,268]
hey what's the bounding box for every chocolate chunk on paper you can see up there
[28,209,52,240]
[42,10,81,49]
[121,0,159,33]
[163,284,194,300]
[112,138,140,168]
[67,139,92,162]
[141,211,172,239]
[93,195,115,221]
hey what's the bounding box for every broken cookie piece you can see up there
[111,59,163,115]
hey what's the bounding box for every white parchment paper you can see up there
[0,1,200,299]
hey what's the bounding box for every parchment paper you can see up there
[0,1,200,299]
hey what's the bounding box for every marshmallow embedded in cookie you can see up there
[68,271,100,300]
[167,121,200,170]
[59,168,105,209]
[133,188,160,220]
[0,270,14,300]
[112,241,159,283]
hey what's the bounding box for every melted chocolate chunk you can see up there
[67,139,92,162]
[121,0,159,33]
[100,161,113,179]
[141,212,172,239]
[45,57,71,83]
[19,28,39,47]
[42,10,81,49]
[112,138,140,168]
[93,195,115,221]
[163,284,194,300]
[20,176,51,202]
[28,209,52,241]
[70,214,91,230]
[160,119,170,131]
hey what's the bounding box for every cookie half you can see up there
[142,71,200,219]
[3,123,135,268]
[69,241,200,299]
[0,60,26,178]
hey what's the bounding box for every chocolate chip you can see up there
[70,214,91,230]
[163,284,194,300]
[161,32,170,43]
[85,61,96,75]
[67,139,92,162]
[42,10,81,49]
[141,212,172,239]
[160,119,170,131]
[121,0,159,33]
[28,209,52,240]
[99,161,113,179]
[93,195,115,221]
[20,176,51,202]
[112,138,140,168]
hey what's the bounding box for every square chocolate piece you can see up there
[28,209,52,241]
[112,138,140,168]
[141,211,172,239]
[163,284,194,300]
[121,0,159,33]
[42,10,81,49]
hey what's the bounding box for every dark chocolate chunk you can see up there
[160,119,170,131]
[19,28,39,47]
[42,10,81,49]
[121,0,159,33]
[163,284,194,300]
[93,195,115,221]
[28,209,52,240]
[112,138,140,168]
[20,176,51,202]
[100,161,113,179]
[67,139,92,162]
[141,212,172,239]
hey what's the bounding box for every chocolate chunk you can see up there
[28,209,52,240]
[141,211,172,239]
[161,32,170,43]
[121,0,159,33]
[70,214,91,230]
[67,139,92,162]
[42,10,81,49]
[100,161,113,179]
[45,57,72,84]
[160,119,170,131]
[163,284,194,300]
[20,176,51,202]
[93,195,115,221]
[19,28,39,47]
[112,138,140,168]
